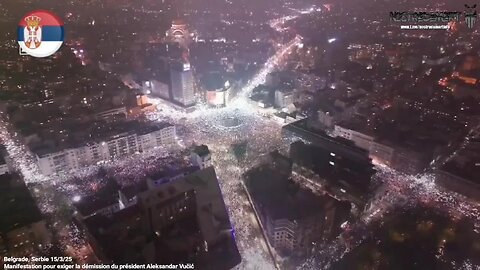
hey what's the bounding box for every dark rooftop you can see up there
[32,120,173,157]
[245,165,331,221]
[0,153,5,165]
[84,204,143,234]
[317,100,342,115]
[283,119,371,163]
[202,72,226,90]
[193,145,210,157]
[84,167,241,269]
[441,140,480,185]
[0,174,43,234]
[290,141,375,194]
[74,179,120,216]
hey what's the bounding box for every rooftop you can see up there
[84,167,241,269]
[290,141,375,195]
[245,165,331,221]
[0,174,43,234]
[201,72,227,90]
[283,119,371,163]
[193,145,210,157]
[317,101,342,115]
[32,120,173,157]
[336,117,376,138]
[441,139,480,185]
[83,204,146,263]
[172,19,187,26]
[119,165,200,200]
[74,179,120,217]
[142,167,232,242]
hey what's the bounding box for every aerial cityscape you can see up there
[0,0,479,269]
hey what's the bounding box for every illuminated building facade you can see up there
[144,80,170,100]
[170,61,196,107]
[34,122,176,175]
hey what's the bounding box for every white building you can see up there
[268,219,299,252]
[333,124,394,165]
[35,124,176,176]
[191,145,212,169]
[334,125,375,150]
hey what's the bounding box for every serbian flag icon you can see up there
[18,10,64,58]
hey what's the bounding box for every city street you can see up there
[1,5,480,270]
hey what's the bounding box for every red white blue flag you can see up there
[18,10,64,57]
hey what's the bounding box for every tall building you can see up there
[82,167,241,269]
[0,174,51,257]
[244,154,351,257]
[170,61,195,107]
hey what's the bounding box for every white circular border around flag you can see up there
[18,10,64,58]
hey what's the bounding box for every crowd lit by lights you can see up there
[0,116,49,184]
[0,4,479,269]
[0,11,303,269]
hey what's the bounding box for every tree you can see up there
[231,141,248,162]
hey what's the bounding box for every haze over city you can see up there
[0,0,479,269]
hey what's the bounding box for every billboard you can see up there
[207,90,226,106]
